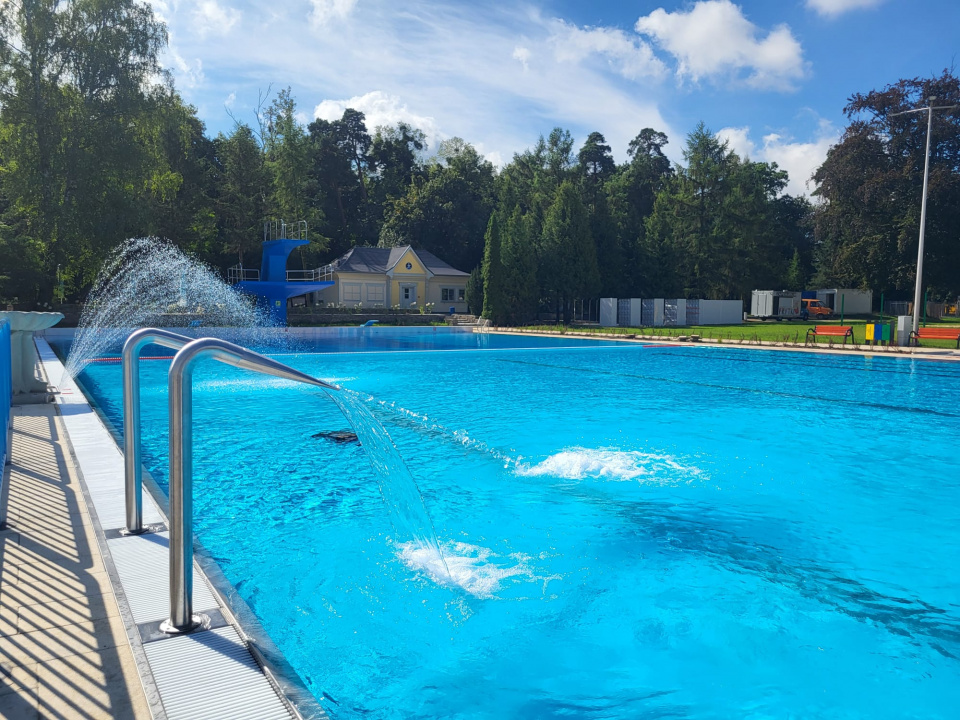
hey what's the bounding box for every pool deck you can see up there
[1,340,326,719]
[1,403,151,719]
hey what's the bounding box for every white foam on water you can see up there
[397,540,531,598]
[515,447,702,483]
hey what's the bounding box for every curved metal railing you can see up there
[162,337,339,634]
[122,329,194,535]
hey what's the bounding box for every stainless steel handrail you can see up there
[122,329,194,535]
[162,338,340,634]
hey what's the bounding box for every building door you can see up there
[401,283,418,308]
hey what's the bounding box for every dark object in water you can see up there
[312,430,360,444]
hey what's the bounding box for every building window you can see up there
[343,283,361,302]
[403,287,411,300]
[441,288,455,302]
[405,262,412,270]
[458,288,465,301]
[366,284,384,303]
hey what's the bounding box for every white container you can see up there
[750,290,800,319]
[816,289,873,315]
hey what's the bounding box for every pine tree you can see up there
[785,248,806,290]
[482,211,506,323]
[500,207,539,323]
[540,181,599,323]
[466,266,484,316]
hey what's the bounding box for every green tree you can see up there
[607,128,673,295]
[369,122,426,208]
[143,92,217,261]
[0,0,167,301]
[645,123,800,300]
[578,131,616,202]
[379,138,494,271]
[785,248,806,289]
[539,181,599,323]
[481,211,506,323]
[465,265,484,316]
[308,114,365,256]
[812,69,960,298]
[499,206,539,324]
[215,123,269,264]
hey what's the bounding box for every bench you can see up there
[806,325,854,345]
[909,327,960,348]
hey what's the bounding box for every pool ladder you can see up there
[122,329,339,633]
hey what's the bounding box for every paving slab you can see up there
[0,404,151,719]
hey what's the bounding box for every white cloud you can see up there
[167,46,204,89]
[718,120,839,195]
[153,1,674,167]
[315,91,442,150]
[310,0,358,27]
[806,0,885,17]
[548,20,666,81]
[717,126,756,158]
[512,46,531,72]
[224,91,236,108]
[192,1,241,37]
[635,0,806,90]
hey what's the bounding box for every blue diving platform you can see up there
[231,238,334,325]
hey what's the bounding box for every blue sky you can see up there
[156,0,959,195]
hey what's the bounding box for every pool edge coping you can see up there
[489,328,960,362]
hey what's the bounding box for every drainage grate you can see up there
[144,625,293,720]
[108,532,219,624]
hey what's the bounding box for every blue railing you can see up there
[1,319,10,469]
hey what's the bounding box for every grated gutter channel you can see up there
[36,337,328,720]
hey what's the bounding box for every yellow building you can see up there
[318,246,469,311]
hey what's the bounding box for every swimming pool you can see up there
[63,330,960,718]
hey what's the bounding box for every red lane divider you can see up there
[89,356,175,363]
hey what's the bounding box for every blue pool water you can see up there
[63,330,960,718]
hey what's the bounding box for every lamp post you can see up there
[890,97,960,333]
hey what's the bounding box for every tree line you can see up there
[1,1,958,322]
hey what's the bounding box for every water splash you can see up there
[64,238,276,378]
[328,389,451,580]
[398,541,533,598]
[515,447,702,483]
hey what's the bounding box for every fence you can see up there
[883,300,959,320]
[1,319,10,469]
[883,301,911,316]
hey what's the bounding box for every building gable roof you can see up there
[332,246,468,277]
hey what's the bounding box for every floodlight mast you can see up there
[889,97,960,333]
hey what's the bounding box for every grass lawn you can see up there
[517,316,960,350]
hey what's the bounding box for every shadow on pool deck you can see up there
[0,404,150,719]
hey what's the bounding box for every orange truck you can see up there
[801,298,832,320]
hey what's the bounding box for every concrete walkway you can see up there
[0,403,150,719]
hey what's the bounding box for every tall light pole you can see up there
[890,97,960,332]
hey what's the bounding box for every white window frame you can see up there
[342,283,362,302]
[365,284,385,303]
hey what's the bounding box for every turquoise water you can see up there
[66,331,960,718]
